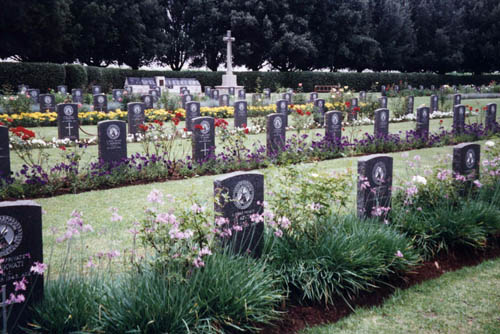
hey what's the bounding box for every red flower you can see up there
[306,111,311,116]
[439,120,443,124]
[215,118,228,128]
[7,118,13,123]
[154,119,164,126]
[10,126,35,140]
[59,145,66,151]
[290,104,294,109]
[242,123,247,128]
[183,127,188,132]
[469,106,473,111]
[298,83,302,87]
[345,101,351,108]
[296,109,304,116]
[475,109,479,112]
[172,117,180,126]
[342,127,345,131]
[175,112,183,118]
[139,124,149,132]
[194,124,204,130]
[244,128,249,134]
[353,106,360,112]
[0,122,4,126]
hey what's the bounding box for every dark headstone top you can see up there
[0,126,11,178]
[27,89,40,103]
[357,154,393,219]
[453,94,462,106]
[228,87,235,96]
[309,92,318,102]
[379,96,388,108]
[237,89,246,99]
[112,89,124,102]
[380,85,386,96]
[407,96,414,114]
[266,113,286,156]
[314,98,325,113]
[149,89,160,102]
[394,85,400,93]
[185,101,201,131]
[430,95,439,112]
[57,85,68,94]
[485,103,497,131]
[72,89,83,103]
[359,91,367,102]
[211,89,220,100]
[219,94,230,107]
[324,110,342,141]
[276,99,288,127]
[98,120,127,164]
[282,93,292,104]
[453,143,480,180]
[18,85,28,94]
[214,171,264,257]
[416,106,430,139]
[192,116,215,162]
[204,86,212,97]
[182,94,193,109]
[57,103,79,140]
[39,94,56,112]
[92,85,102,95]
[93,94,108,112]
[263,88,271,99]
[252,93,262,105]
[0,200,43,333]
[127,103,145,135]
[142,94,154,109]
[374,108,389,136]
[234,101,248,128]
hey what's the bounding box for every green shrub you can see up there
[64,64,87,89]
[266,215,418,305]
[0,62,65,92]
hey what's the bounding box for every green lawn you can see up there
[302,256,500,334]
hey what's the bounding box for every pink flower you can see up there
[190,203,205,214]
[86,259,96,268]
[147,189,164,204]
[30,262,47,275]
[233,225,243,231]
[395,250,404,258]
[193,257,205,268]
[82,224,94,232]
[278,216,291,229]
[13,277,28,291]
[473,180,483,188]
[106,250,121,259]
[455,174,466,182]
[250,213,264,223]
[437,170,450,181]
[199,247,212,256]
[109,207,123,222]
[156,213,177,225]
[274,229,283,237]
[5,293,25,304]
[215,217,229,226]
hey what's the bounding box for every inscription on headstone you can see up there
[141,94,154,109]
[359,91,366,102]
[485,103,497,131]
[324,111,342,141]
[237,89,245,100]
[266,113,286,156]
[0,200,43,333]
[276,99,288,128]
[263,88,271,99]
[39,94,56,112]
[282,93,292,104]
[72,89,83,104]
[357,155,393,219]
[453,94,462,106]
[98,120,127,164]
[453,143,480,186]
[0,126,11,178]
[453,104,466,134]
[379,96,388,108]
[309,92,318,102]
[380,85,386,96]
[407,96,414,114]
[211,89,220,100]
[192,117,215,162]
[92,85,101,95]
[185,101,201,131]
[374,108,389,136]
[228,87,235,96]
[214,172,264,257]
[182,94,193,110]
[57,103,79,140]
[416,106,430,140]
[219,94,230,107]
[93,94,108,112]
[127,103,145,136]
[234,101,247,128]
[57,85,68,94]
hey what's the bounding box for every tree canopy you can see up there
[0,0,498,73]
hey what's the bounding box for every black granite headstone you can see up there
[97,120,127,164]
[394,85,400,93]
[214,172,264,257]
[127,103,145,136]
[430,95,439,113]
[324,111,342,141]
[204,86,212,97]
[219,94,230,107]
[93,94,108,112]
[359,91,366,102]
[309,92,318,102]
[419,85,424,90]
[485,103,497,131]
[407,96,414,114]
[374,108,389,136]
[453,94,462,107]
[379,96,388,108]
[282,93,292,104]
[234,101,247,128]
[276,99,288,128]
[416,106,430,140]
[185,101,201,132]
[431,84,435,91]
[182,94,193,110]
[27,89,40,104]
[211,89,220,100]
[314,98,325,123]
[357,155,393,219]
[57,85,68,94]
[39,94,56,112]
[453,143,480,180]
[453,104,466,134]
[17,85,28,94]
[263,89,271,99]
[141,94,154,109]
[0,201,43,334]
[112,89,124,102]
[0,126,11,178]
[228,87,235,96]
[149,89,159,102]
[266,113,286,156]
[57,103,79,140]
[192,116,215,162]
[92,85,101,95]
[71,89,83,104]
[252,93,262,105]
[380,85,386,96]
[237,89,246,100]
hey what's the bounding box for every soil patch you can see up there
[261,237,500,334]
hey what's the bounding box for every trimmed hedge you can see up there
[2,61,500,94]
[0,62,65,93]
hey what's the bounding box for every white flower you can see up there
[485,141,495,147]
[412,175,427,185]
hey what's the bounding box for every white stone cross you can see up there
[223,30,235,75]
[201,142,210,156]
[66,122,74,136]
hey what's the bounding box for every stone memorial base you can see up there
[215,85,244,95]
[215,73,243,95]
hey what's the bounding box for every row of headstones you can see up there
[379,84,470,96]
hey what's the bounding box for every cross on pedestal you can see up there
[66,122,74,136]
[201,142,211,156]
[223,30,235,75]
